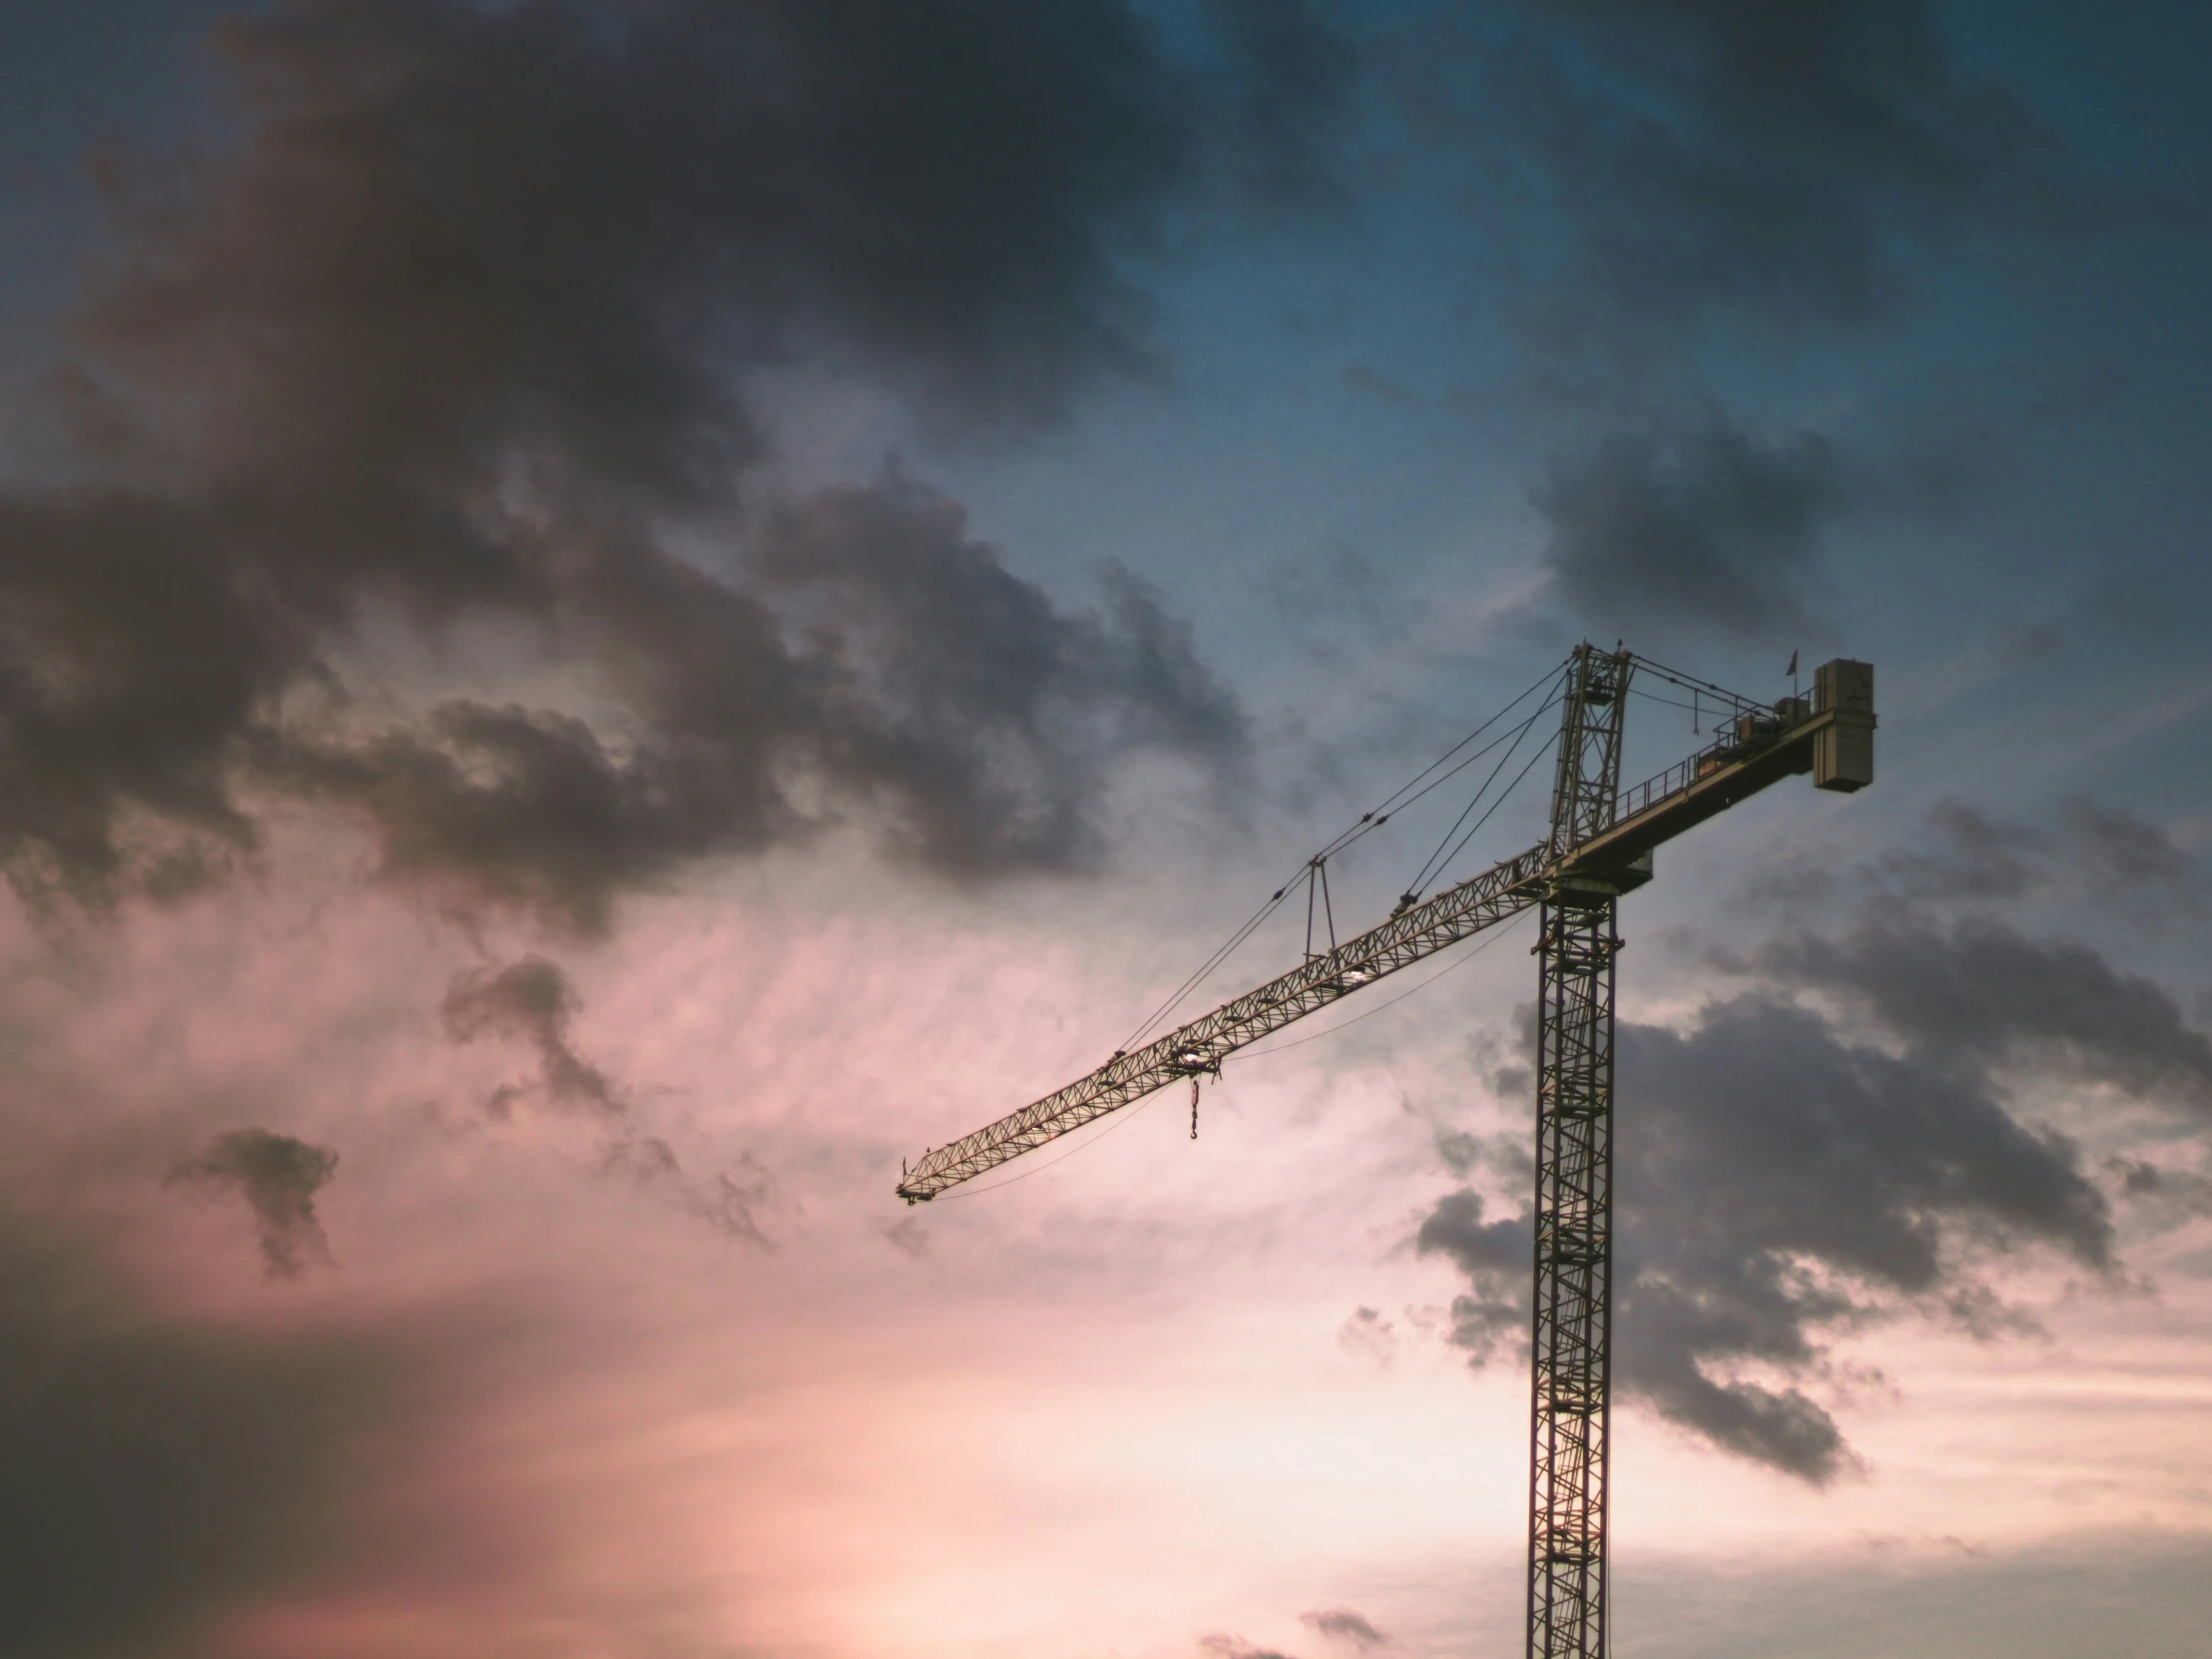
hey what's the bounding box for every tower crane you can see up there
[896,644,1876,1659]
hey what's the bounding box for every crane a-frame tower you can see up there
[896,645,1875,1658]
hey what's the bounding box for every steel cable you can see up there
[1115,660,1568,1053]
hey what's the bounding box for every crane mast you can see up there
[1529,644,1630,1659]
[894,646,1876,1659]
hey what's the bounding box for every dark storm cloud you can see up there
[2105,1156,2212,1225]
[1201,0,1362,214]
[442,954,775,1243]
[602,1136,775,1249]
[1433,1128,1484,1176]
[1338,1305,1397,1365]
[751,479,1246,877]
[1875,800,2057,903]
[1412,1186,1524,1362]
[443,956,616,1114]
[1611,997,2109,1478]
[1758,905,2212,1112]
[240,478,1244,930]
[1423,992,2117,1481]
[1395,0,2074,343]
[1875,797,2198,909]
[1301,1606,1390,1649]
[0,494,303,908]
[2054,796,2196,896]
[1380,2,2081,645]
[1404,817,2210,1477]
[1201,1637,1302,1659]
[0,0,1349,923]
[167,1127,342,1279]
[1545,0,2067,327]
[880,1215,930,1260]
[1535,417,1844,643]
[92,0,1289,460]
[0,1206,406,1659]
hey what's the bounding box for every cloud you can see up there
[442,954,776,1244]
[2104,1156,2212,1225]
[1535,416,1844,644]
[1411,1187,1523,1363]
[1393,0,2075,347]
[1380,3,2093,655]
[0,494,299,910]
[1201,1636,1302,1659]
[167,1127,341,1279]
[94,0,1336,455]
[1433,1128,1484,1176]
[0,0,1351,926]
[1301,1606,1390,1649]
[1200,0,1361,214]
[1616,994,2114,1476]
[1422,990,2118,1481]
[1758,905,2212,1112]
[603,1136,775,1251]
[1875,797,2197,909]
[2055,796,2196,895]
[1410,820,2211,1478]
[880,1216,930,1260]
[1875,800,2057,903]
[442,956,617,1115]
[0,1205,408,1659]
[745,479,1247,877]
[241,476,1246,931]
[1337,1305,1396,1366]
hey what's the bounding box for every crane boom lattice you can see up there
[895,844,1553,1201]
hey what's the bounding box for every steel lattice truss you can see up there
[1547,648,1629,857]
[1528,645,1629,1659]
[1530,895,1616,1658]
[896,842,1554,1201]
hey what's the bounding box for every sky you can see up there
[0,3,2209,1656]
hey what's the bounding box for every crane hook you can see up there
[1190,1075,1201,1140]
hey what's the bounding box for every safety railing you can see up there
[1608,699,1812,830]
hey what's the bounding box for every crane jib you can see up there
[895,843,1553,1201]
[893,686,1868,1204]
